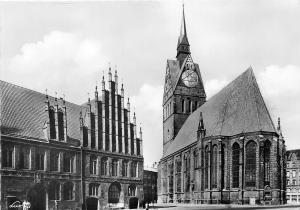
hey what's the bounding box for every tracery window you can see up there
[194,150,198,169]
[49,181,60,200]
[211,145,218,188]
[128,185,136,196]
[204,146,209,189]
[185,155,191,192]
[57,109,64,141]
[89,183,99,196]
[176,159,182,192]
[264,141,271,186]
[245,141,257,187]
[168,162,174,195]
[63,182,74,200]
[49,107,56,139]
[232,143,240,188]
[90,155,97,175]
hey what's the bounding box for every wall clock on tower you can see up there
[181,60,198,87]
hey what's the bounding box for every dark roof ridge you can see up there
[0,80,83,107]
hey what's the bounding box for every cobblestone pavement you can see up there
[139,204,300,210]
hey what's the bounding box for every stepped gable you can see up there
[0,80,83,141]
[164,67,276,157]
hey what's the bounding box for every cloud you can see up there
[1,30,107,104]
[204,78,229,99]
[257,65,300,150]
[131,84,163,165]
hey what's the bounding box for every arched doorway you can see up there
[27,184,46,210]
[108,182,121,204]
[86,197,98,210]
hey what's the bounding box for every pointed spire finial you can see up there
[177,3,190,60]
[277,117,283,137]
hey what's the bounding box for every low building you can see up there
[286,150,300,204]
[143,166,158,205]
[0,68,144,210]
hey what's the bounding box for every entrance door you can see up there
[86,197,98,210]
[108,182,121,204]
[27,184,46,210]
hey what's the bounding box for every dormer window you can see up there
[49,107,56,139]
[58,109,64,141]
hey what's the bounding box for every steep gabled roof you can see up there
[0,80,83,141]
[164,67,277,157]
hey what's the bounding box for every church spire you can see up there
[176,4,190,61]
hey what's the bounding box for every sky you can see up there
[0,0,300,166]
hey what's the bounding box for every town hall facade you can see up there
[157,7,286,205]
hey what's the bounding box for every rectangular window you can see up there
[19,147,30,169]
[50,151,60,171]
[293,170,296,177]
[90,157,97,175]
[36,152,45,170]
[122,162,128,177]
[63,154,74,173]
[2,145,14,168]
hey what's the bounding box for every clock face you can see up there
[181,70,198,87]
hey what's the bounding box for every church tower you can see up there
[162,5,206,154]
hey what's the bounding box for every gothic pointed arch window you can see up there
[49,107,56,139]
[90,155,97,175]
[245,141,257,187]
[57,109,64,141]
[63,182,74,201]
[49,181,60,200]
[204,145,209,189]
[211,145,218,189]
[264,140,271,186]
[232,142,240,188]
[101,157,108,176]
[89,183,99,196]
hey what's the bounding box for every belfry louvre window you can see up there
[2,145,14,168]
[245,141,257,187]
[63,182,74,200]
[264,141,271,186]
[49,181,60,200]
[49,108,56,139]
[232,143,240,188]
[57,109,64,141]
[211,145,218,189]
[181,99,185,113]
